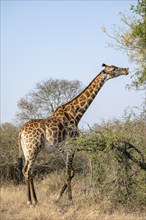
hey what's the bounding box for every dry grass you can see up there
[0,173,145,220]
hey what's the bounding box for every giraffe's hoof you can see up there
[34,201,38,206]
[27,201,32,206]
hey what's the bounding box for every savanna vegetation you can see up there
[1,108,146,219]
[1,1,145,219]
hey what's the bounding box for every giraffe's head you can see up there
[102,63,129,79]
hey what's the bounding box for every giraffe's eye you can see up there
[112,68,116,71]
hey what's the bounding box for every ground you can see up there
[1,174,145,220]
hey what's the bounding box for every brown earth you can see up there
[1,174,145,220]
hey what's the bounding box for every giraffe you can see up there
[18,63,129,206]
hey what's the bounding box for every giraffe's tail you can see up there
[18,131,24,183]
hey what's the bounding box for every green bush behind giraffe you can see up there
[0,108,145,211]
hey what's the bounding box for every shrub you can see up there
[0,110,145,211]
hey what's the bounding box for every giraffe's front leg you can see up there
[66,164,72,200]
[67,152,74,200]
[57,152,75,201]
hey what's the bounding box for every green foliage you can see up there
[0,110,145,211]
[71,110,145,211]
[103,0,146,90]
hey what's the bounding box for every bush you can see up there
[0,110,145,211]
[0,123,19,183]
[72,112,146,211]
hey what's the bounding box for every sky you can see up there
[1,0,144,128]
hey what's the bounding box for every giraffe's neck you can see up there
[54,71,109,125]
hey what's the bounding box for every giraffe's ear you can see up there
[102,63,107,67]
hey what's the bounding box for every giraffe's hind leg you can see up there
[23,161,32,205]
[30,175,38,205]
[23,160,37,206]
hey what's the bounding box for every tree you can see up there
[16,78,84,124]
[103,0,146,90]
